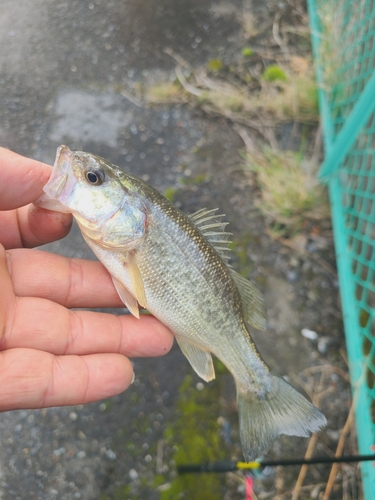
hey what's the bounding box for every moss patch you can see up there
[157,374,228,499]
[262,65,287,82]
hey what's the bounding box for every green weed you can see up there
[241,46,254,57]
[208,59,224,72]
[262,65,287,82]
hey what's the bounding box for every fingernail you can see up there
[28,204,41,217]
[4,249,12,276]
[29,205,72,230]
[131,372,135,384]
[60,212,73,228]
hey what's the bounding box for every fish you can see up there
[37,145,326,461]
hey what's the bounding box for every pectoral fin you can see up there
[230,270,267,331]
[112,277,140,319]
[176,338,215,382]
[127,252,147,309]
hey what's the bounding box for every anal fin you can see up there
[112,277,140,319]
[176,338,215,382]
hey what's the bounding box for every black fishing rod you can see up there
[178,454,375,474]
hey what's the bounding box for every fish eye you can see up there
[85,170,105,185]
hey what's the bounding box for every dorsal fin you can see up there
[190,208,266,330]
[189,208,228,230]
[189,208,232,264]
[230,270,267,331]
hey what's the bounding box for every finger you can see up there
[2,295,174,357]
[7,248,123,308]
[0,348,133,411]
[0,250,173,357]
[0,245,16,346]
[0,206,72,250]
[0,147,52,210]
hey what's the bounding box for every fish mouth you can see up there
[43,145,74,199]
[35,145,76,212]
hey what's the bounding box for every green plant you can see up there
[241,46,254,57]
[163,187,178,202]
[208,58,223,72]
[262,65,287,82]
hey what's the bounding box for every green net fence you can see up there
[307,0,375,497]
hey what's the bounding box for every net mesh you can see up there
[308,0,375,496]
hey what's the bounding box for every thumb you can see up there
[0,147,51,210]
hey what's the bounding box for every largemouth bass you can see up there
[37,145,326,461]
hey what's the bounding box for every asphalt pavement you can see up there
[0,1,248,498]
[0,1,347,499]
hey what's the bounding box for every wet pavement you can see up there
[0,1,350,499]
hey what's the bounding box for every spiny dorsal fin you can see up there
[230,270,267,331]
[190,209,266,329]
[189,208,232,264]
[189,208,228,230]
[176,338,216,382]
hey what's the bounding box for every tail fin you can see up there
[237,375,327,461]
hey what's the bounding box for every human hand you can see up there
[0,147,174,411]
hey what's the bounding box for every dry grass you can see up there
[145,63,319,124]
[315,0,344,92]
[144,49,327,240]
[146,81,186,104]
[316,0,368,94]
[244,147,329,236]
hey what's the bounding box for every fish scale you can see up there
[37,145,327,461]
[130,218,264,393]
